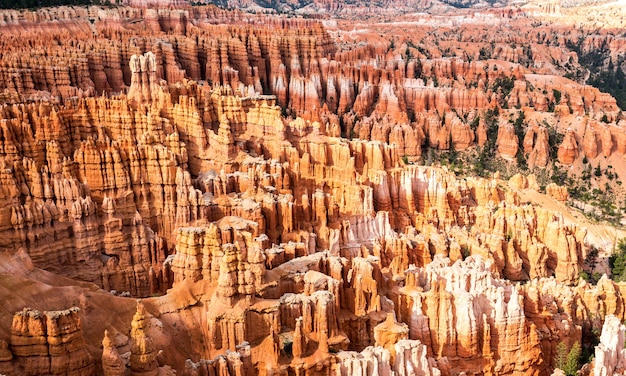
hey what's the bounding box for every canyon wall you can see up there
[0,4,625,376]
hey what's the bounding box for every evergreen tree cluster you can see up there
[555,341,582,376]
[566,37,626,111]
[588,63,626,111]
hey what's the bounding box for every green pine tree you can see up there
[555,341,567,370]
[563,341,581,376]
[610,239,626,282]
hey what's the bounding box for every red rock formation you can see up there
[497,120,519,160]
[546,183,569,202]
[593,315,626,376]
[127,52,160,105]
[558,129,579,165]
[583,125,599,159]
[334,340,441,376]
[395,256,544,374]
[524,124,550,168]
[130,301,159,376]
[373,313,409,362]
[1,4,626,376]
[102,330,126,376]
[0,340,12,375]
[9,307,94,376]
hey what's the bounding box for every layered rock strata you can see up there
[1,4,626,376]
[5,307,94,376]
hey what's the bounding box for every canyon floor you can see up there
[1,0,626,375]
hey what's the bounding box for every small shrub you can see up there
[594,165,602,177]
[553,89,562,104]
[555,341,568,370]
[283,340,293,357]
[601,114,610,123]
[461,246,470,260]
[579,270,591,282]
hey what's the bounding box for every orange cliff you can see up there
[0,4,626,376]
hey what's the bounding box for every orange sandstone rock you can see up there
[9,307,95,376]
[557,129,579,165]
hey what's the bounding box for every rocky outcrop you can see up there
[182,344,252,376]
[171,218,266,298]
[8,307,94,376]
[593,315,626,376]
[583,125,600,159]
[128,52,160,105]
[334,340,441,376]
[395,255,544,375]
[2,4,626,376]
[497,121,519,160]
[546,183,569,202]
[102,330,126,376]
[373,313,409,363]
[525,125,550,168]
[558,129,579,165]
[130,301,158,376]
[0,340,12,376]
